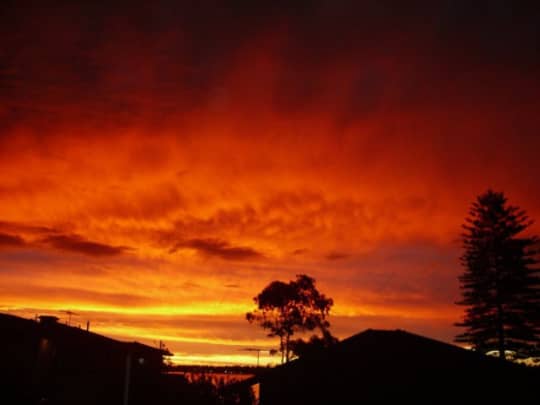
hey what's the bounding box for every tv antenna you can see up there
[62,310,79,326]
[240,348,276,367]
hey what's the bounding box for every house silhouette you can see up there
[0,313,171,404]
[246,329,539,404]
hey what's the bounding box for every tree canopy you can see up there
[456,190,540,359]
[289,329,339,359]
[246,274,334,363]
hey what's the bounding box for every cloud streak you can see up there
[325,251,350,261]
[170,238,263,261]
[42,234,130,257]
[0,232,25,248]
[0,221,57,235]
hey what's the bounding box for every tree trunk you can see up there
[496,302,506,360]
[492,248,506,361]
[280,335,284,364]
[285,334,290,363]
[285,335,289,363]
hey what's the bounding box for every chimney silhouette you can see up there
[38,315,59,326]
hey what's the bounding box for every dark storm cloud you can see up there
[0,221,130,257]
[169,238,263,261]
[42,234,130,257]
[0,1,538,132]
[0,232,26,248]
[0,0,282,127]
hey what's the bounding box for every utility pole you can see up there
[123,351,132,405]
[241,348,271,367]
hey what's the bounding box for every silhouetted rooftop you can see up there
[252,328,539,404]
[0,312,171,356]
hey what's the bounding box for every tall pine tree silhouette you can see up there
[456,190,540,359]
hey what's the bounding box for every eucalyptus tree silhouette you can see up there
[246,274,333,363]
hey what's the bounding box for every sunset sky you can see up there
[1,1,539,365]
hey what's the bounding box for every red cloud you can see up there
[170,238,263,261]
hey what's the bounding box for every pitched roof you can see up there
[0,312,171,356]
[252,330,539,404]
[259,328,529,379]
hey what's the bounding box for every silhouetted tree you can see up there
[246,274,333,363]
[289,329,339,359]
[456,190,540,359]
